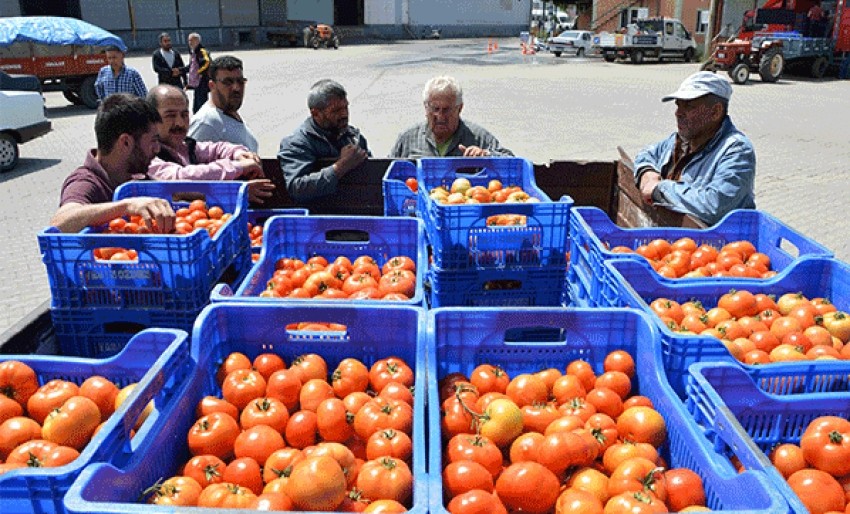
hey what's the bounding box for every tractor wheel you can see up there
[700,60,717,72]
[62,89,84,106]
[332,37,339,49]
[810,56,828,78]
[311,37,320,49]
[0,133,19,172]
[630,49,644,64]
[683,47,695,62]
[79,76,99,109]
[603,53,615,62]
[576,47,585,57]
[553,51,562,57]
[729,63,751,84]
[758,47,784,83]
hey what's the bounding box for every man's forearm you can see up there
[50,201,131,234]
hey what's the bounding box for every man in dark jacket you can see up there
[152,33,185,87]
[277,79,371,203]
[186,32,211,113]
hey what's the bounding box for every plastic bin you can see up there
[415,157,573,269]
[65,303,428,514]
[248,208,308,251]
[382,159,418,217]
[569,207,832,307]
[602,257,850,398]
[571,208,833,306]
[0,328,191,514]
[212,215,427,305]
[686,361,850,513]
[39,181,250,311]
[427,307,787,514]
[428,265,567,307]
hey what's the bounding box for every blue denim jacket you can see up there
[633,116,756,225]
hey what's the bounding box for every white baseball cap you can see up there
[662,71,733,102]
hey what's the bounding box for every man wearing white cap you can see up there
[634,71,755,225]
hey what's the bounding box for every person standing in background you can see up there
[95,46,147,102]
[186,33,211,113]
[152,33,186,87]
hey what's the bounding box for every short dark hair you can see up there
[308,79,347,110]
[95,94,162,153]
[104,45,123,53]
[159,32,170,42]
[705,93,729,117]
[209,55,243,81]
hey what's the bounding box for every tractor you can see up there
[310,24,340,50]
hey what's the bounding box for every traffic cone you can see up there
[487,40,493,53]
[494,40,499,51]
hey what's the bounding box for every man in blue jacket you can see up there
[634,71,755,225]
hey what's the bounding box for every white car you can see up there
[0,71,51,171]
[547,30,594,57]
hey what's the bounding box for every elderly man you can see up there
[390,75,513,158]
[186,33,211,113]
[277,79,371,203]
[94,46,147,102]
[634,71,756,225]
[51,94,174,233]
[145,85,275,204]
[188,55,258,153]
[152,32,186,87]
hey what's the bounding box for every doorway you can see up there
[20,0,81,17]
[334,0,363,25]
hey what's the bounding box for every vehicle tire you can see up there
[553,51,562,57]
[79,76,99,109]
[758,47,784,83]
[0,133,19,172]
[332,37,339,49]
[311,37,320,49]
[630,50,644,64]
[684,48,695,62]
[810,56,828,78]
[700,61,717,72]
[729,62,751,84]
[62,89,84,106]
[577,47,585,57]
[603,53,615,62]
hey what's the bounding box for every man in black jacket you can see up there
[152,33,186,87]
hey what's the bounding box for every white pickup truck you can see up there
[594,18,697,64]
[0,71,51,171]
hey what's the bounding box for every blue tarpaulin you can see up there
[0,16,126,51]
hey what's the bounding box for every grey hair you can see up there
[188,32,201,42]
[159,32,171,42]
[146,84,189,111]
[422,76,463,106]
[307,79,347,110]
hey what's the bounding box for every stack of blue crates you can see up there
[413,157,573,307]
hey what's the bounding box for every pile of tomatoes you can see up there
[439,351,709,514]
[147,351,416,511]
[429,178,540,205]
[259,255,416,301]
[0,360,144,475]
[103,200,232,237]
[769,416,850,514]
[606,238,776,279]
[650,291,850,364]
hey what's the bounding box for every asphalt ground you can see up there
[1,38,847,334]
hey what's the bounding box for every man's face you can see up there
[160,36,172,51]
[425,93,462,141]
[127,125,161,175]
[675,97,722,141]
[210,68,246,115]
[156,93,190,148]
[188,36,199,50]
[105,50,124,71]
[312,96,350,135]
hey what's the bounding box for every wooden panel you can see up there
[533,160,617,217]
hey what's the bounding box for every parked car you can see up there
[548,30,595,57]
[0,71,51,171]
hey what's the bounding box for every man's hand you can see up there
[122,197,175,234]
[458,144,491,157]
[334,144,368,177]
[236,157,265,179]
[246,179,275,205]
[171,67,181,77]
[639,170,662,204]
[234,150,261,166]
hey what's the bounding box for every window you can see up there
[696,10,710,34]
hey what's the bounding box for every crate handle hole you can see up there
[325,230,370,243]
[486,214,528,227]
[171,192,207,203]
[455,166,487,176]
[779,238,799,258]
[504,327,567,345]
[102,321,146,334]
[482,279,523,291]
[285,322,348,334]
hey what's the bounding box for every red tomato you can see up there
[240,397,290,433]
[443,460,494,499]
[447,489,507,514]
[234,424,285,465]
[617,406,667,447]
[27,379,80,425]
[800,416,850,476]
[369,357,414,391]
[357,457,413,504]
[223,457,264,495]
[446,433,503,478]
[221,369,267,411]
[284,455,348,511]
[787,469,845,514]
[495,461,560,513]
[197,483,257,508]
[265,368,302,412]
[187,412,240,460]
[182,454,226,487]
[148,475,202,506]
[469,364,510,395]
[665,468,706,511]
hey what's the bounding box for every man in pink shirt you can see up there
[145,85,274,204]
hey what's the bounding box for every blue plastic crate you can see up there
[39,181,250,311]
[0,329,190,514]
[65,303,428,514]
[427,308,787,514]
[569,207,832,308]
[415,157,573,269]
[428,265,567,307]
[602,257,850,398]
[211,215,427,305]
[248,208,308,251]
[685,361,850,514]
[382,159,418,217]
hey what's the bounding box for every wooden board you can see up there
[532,160,617,217]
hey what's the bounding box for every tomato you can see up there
[370,357,414,391]
[622,396,654,411]
[221,369,267,411]
[607,457,667,501]
[241,397,290,433]
[519,402,559,434]
[776,292,809,316]
[617,406,666,447]
[265,368,302,412]
[41,395,100,451]
[27,379,80,425]
[378,270,416,298]
[299,378,336,412]
[664,468,705,511]
[495,461,560,513]
[251,491,295,511]
[333,358,370,397]
[447,489,507,514]
[285,409,320,449]
[585,387,624,419]
[554,487,604,514]
[366,428,412,462]
[447,433,503,477]
[508,431,544,464]
[535,367,563,393]
[559,397,598,423]
[344,391,373,415]
[262,447,304,483]
[148,475,203,506]
[566,360,597,392]
[787,469,845,514]
[504,374,548,408]
[183,454,226,487]
[223,457,264,495]
[443,459,494,500]
[216,352,252,385]
[469,364,510,395]
[595,372,632,400]
[382,256,417,275]
[290,353,329,383]
[303,443,357,486]
[800,416,850,476]
[356,456,413,504]
[568,467,611,505]
[602,442,659,475]
[478,398,523,448]
[603,351,636,378]
[650,299,684,324]
[197,482,258,508]
[0,395,23,425]
[187,412,240,459]
[811,297,838,316]
[284,455,348,511]
[379,381,415,406]
[353,397,413,440]
[363,499,408,513]
[605,491,668,513]
[317,397,355,442]
[585,413,619,452]
[252,353,286,381]
[552,374,587,404]
[821,312,850,343]
[234,424,286,465]
[536,430,591,476]
[79,376,119,422]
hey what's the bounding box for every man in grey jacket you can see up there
[389,75,513,158]
[277,79,370,202]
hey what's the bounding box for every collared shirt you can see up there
[389,119,514,158]
[188,102,259,153]
[59,150,115,206]
[633,116,756,225]
[146,138,250,181]
[94,65,147,101]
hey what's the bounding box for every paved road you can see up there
[1,38,847,334]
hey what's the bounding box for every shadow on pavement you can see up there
[46,105,95,119]
[0,158,62,182]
